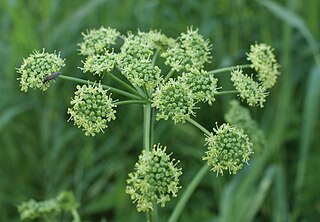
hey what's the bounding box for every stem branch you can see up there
[58,75,142,100]
[207,64,251,75]
[114,100,147,106]
[216,90,238,95]
[186,117,211,135]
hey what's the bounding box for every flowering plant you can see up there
[17,27,279,221]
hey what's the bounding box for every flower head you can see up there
[152,79,196,124]
[138,30,176,50]
[81,50,117,76]
[67,84,116,136]
[247,43,280,89]
[126,144,182,212]
[78,27,120,56]
[119,32,154,60]
[116,32,162,89]
[17,191,78,220]
[225,100,266,152]
[180,69,218,105]
[203,123,253,176]
[230,67,268,107]
[161,27,212,72]
[119,57,162,89]
[17,49,65,92]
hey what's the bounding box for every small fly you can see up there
[42,72,60,84]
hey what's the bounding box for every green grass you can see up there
[0,0,319,221]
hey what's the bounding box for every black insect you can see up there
[42,72,60,84]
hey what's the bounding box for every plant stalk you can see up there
[168,164,210,222]
[143,103,158,221]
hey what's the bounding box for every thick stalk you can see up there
[143,103,152,152]
[143,103,158,221]
[168,164,210,222]
[58,75,142,100]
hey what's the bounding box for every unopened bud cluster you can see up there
[152,79,195,124]
[231,43,279,107]
[203,123,253,176]
[67,84,116,136]
[161,27,212,72]
[17,49,65,92]
[126,144,182,212]
[18,191,78,220]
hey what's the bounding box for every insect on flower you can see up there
[42,72,60,84]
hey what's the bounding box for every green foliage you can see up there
[1,0,319,222]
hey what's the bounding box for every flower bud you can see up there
[247,43,280,89]
[230,67,267,107]
[203,123,253,176]
[67,84,116,136]
[17,49,65,92]
[152,79,196,124]
[126,144,182,212]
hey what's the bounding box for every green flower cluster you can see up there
[116,32,162,89]
[126,144,182,212]
[17,49,65,92]
[231,67,267,107]
[78,26,120,56]
[161,27,211,72]
[79,27,120,76]
[138,30,176,50]
[152,79,196,124]
[18,191,78,220]
[81,50,117,76]
[203,123,253,176]
[179,69,218,105]
[247,43,280,89]
[67,84,116,136]
[231,43,279,107]
[225,100,266,152]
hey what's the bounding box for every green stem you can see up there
[186,117,211,135]
[168,164,210,222]
[150,107,155,147]
[143,103,158,221]
[116,65,146,97]
[164,69,175,82]
[114,100,147,106]
[71,209,81,222]
[58,75,142,100]
[216,90,238,95]
[207,64,251,75]
[107,72,142,97]
[152,49,160,66]
[143,103,152,152]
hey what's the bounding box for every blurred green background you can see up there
[0,0,319,221]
